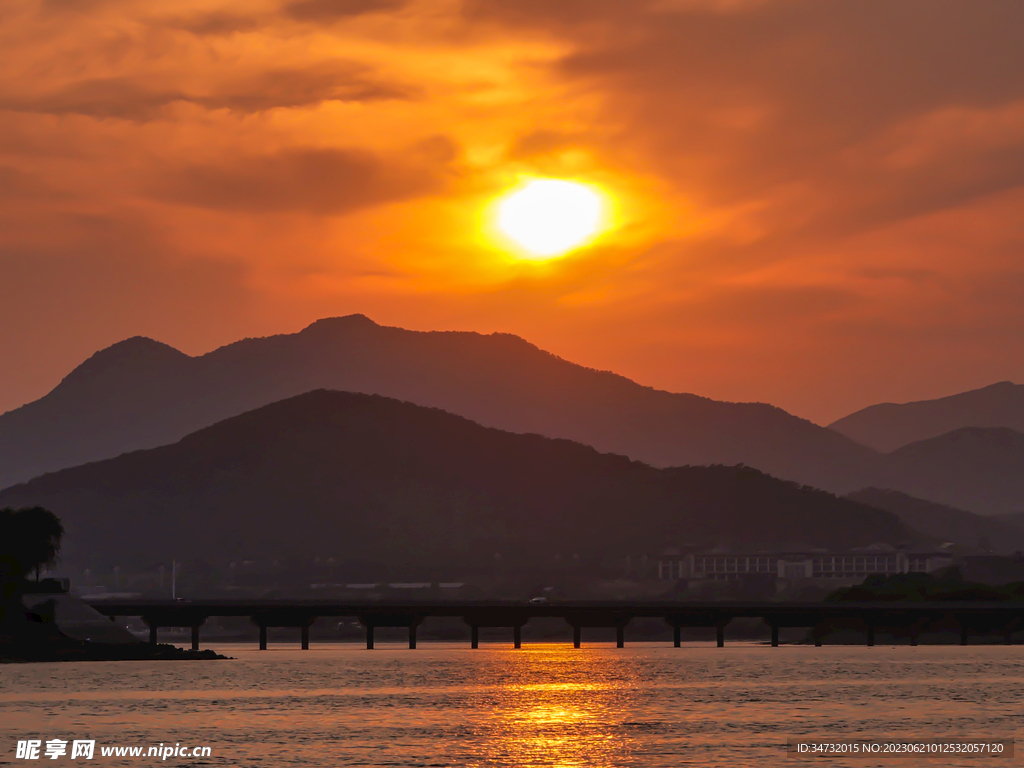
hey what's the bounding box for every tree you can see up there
[0,507,64,581]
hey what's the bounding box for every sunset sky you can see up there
[2,0,1023,423]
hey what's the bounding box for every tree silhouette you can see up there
[0,507,64,581]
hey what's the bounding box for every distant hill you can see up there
[846,488,1024,554]
[3,316,1021,514]
[877,428,1024,515]
[0,391,919,576]
[830,381,1024,452]
[0,315,879,492]
[994,511,1024,531]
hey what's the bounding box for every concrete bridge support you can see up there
[142,613,206,649]
[462,614,529,649]
[764,612,823,648]
[665,613,731,648]
[251,613,316,650]
[566,614,631,649]
[359,614,424,649]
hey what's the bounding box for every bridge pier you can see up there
[811,623,825,647]
[250,612,316,650]
[142,612,208,649]
[87,600,1020,655]
[462,613,529,649]
[566,615,630,649]
[358,613,423,649]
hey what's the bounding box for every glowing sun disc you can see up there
[497,179,602,257]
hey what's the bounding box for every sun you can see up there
[496,179,603,259]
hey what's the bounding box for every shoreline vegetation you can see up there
[1,591,229,663]
[2,505,226,663]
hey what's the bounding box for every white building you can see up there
[657,546,953,585]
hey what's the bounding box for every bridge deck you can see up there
[85,599,1024,651]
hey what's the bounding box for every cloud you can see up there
[150,147,448,215]
[207,65,415,111]
[0,78,187,121]
[0,166,66,202]
[0,64,414,120]
[507,130,586,160]
[38,0,112,13]
[467,0,1024,235]
[164,11,265,37]
[283,0,408,22]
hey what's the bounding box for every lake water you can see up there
[1,643,1021,767]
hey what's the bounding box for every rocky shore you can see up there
[1,584,228,663]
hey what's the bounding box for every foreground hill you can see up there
[847,488,1024,555]
[830,381,1024,452]
[0,391,917,576]
[0,315,879,492]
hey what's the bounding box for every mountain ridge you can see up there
[830,381,1024,452]
[2,315,1023,514]
[0,389,920,576]
[0,315,880,493]
[846,487,1024,554]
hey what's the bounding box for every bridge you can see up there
[85,599,1024,651]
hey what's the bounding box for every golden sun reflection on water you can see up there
[4,644,1024,767]
[478,646,640,767]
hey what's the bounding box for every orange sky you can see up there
[2,0,1023,423]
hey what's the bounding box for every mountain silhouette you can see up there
[829,381,1024,452]
[874,427,1024,515]
[994,511,1024,532]
[0,391,919,576]
[846,488,1024,554]
[0,315,879,492]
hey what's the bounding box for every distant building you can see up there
[657,546,953,586]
